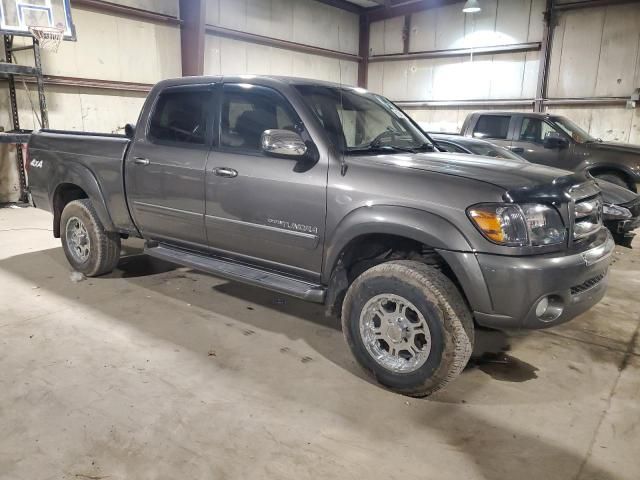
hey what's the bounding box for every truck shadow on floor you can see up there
[3,242,550,387]
[0,246,623,480]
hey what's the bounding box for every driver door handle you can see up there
[133,157,150,166]
[214,167,238,178]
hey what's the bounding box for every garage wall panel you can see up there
[0,86,146,133]
[12,7,182,84]
[369,1,542,103]
[204,36,358,86]
[548,4,640,99]
[205,0,359,55]
[370,50,539,102]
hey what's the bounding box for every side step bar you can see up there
[145,244,326,303]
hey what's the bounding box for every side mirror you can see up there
[543,132,568,149]
[125,123,136,139]
[261,129,307,158]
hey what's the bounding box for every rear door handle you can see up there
[134,157,150,166]
[214,167,238,178]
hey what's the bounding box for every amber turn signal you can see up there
[468,209,505,243]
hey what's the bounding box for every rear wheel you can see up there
[60,199,121,276]
[341,260,474,397]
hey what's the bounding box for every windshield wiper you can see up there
[347,143,434,155]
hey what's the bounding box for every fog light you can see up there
[535,295,564,322]
[535,297,549,317]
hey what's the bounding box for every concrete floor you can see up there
[1,206,639,480]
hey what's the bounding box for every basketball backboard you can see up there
[0,0,75,40]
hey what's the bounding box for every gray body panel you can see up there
[27,76,616,331]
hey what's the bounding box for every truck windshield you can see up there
[551,116,596,144]
[293,84,433,155]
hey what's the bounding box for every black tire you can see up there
[60,199,121,277]
[594,173,631,190]
[341,260,474,397]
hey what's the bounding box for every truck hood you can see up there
[362,151,573,191]
[586,140,640,156]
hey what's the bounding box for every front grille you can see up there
[573,194,603,239]
[570,272,606,295]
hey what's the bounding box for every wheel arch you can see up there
[322,206,489,318]
[587,164,637,191]
[50,165,115,238]
[323,205,473,282]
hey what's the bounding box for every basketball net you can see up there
[28,25,64,53]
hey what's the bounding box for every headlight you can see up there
[468,203,566,247]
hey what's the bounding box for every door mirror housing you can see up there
[543,132,569,149]
[261,129,307,158]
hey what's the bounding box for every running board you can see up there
[145,244,326,303]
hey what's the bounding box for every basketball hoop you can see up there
[29,26,64,53]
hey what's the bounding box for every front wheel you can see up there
[60,199,121,277]
[341,260,474,397]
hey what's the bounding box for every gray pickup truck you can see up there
[27,76,614,397]
[461,111,640,191]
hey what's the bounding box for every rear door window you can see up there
[473,115,511,140]
[149,88,212,145]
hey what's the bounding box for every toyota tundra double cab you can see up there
[27,76,614,396]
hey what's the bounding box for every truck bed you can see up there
[28,129,137,235]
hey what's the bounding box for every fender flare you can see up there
[584,162,638,185]
[322,205,473,282]
[50,163,116,236]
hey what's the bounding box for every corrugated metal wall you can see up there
[203,0,359,85]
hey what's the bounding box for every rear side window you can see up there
[473,115,510,140]
[519,117,559,143]
[221,84,301,152]
[149,89,210,145]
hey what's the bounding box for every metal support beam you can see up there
[535,0,554,112]
[3,35,28,202]
[314,0,364,14]
[397,99,536,108]
[71,0,182,26]
[369,42,541,62]
[358,15,370,88]
[179,0,206,76]
[395,97,629,109]
[366,0,461,23]
[402,15,411,54]
[33,42,49,129]
[205,25,361,63]
[553,0,640,11]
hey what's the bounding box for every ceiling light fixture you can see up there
[463,0,481,13]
